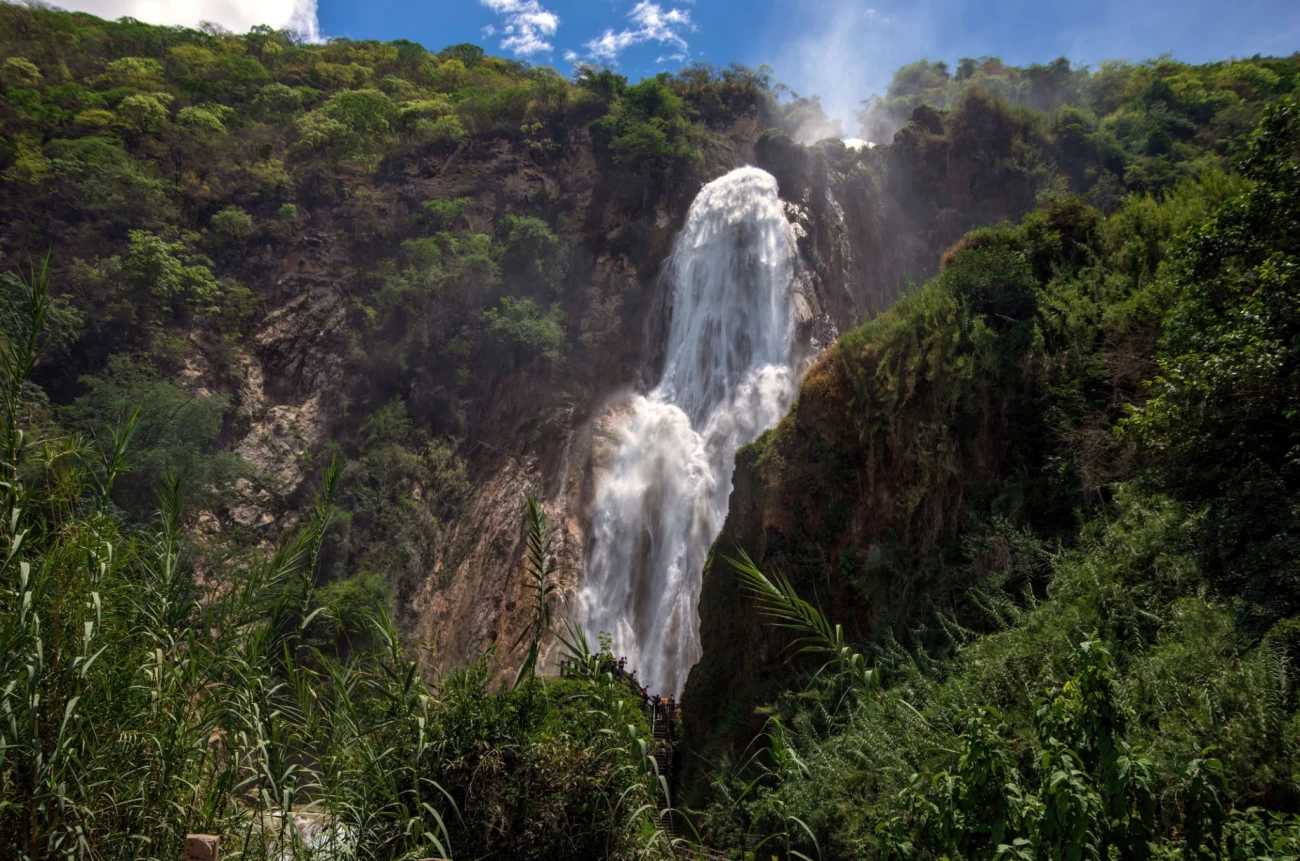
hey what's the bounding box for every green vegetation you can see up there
[0,269,673,860]
[590,72,703,168]
[63,352,244,515]
[0,4,760,429]
[692,97,1300,859]
[861,54,1300,199]
[6,4,1300,858]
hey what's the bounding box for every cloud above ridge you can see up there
[479,0,560,57]
[52,0,321,39]
[583,1,693,64]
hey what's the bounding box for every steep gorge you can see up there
[21,91,1070,683]
[8,14,1300,855]
[1,4,1229,701]
[250,103,1056,679]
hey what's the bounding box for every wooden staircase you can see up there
[651,716,681,840]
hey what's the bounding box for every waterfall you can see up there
[580,167,799,695]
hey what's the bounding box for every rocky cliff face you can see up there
[400,91,1060,679]
[201,111,787,679]
[184,89,1061,687]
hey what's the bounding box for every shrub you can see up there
[322,87,396,133]
[177,105,227,135]
[210,204,254,243]
[482,296,565,364]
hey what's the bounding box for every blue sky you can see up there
[57,0,1300,131]
[329,0,1300,129]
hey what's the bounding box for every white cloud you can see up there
[563,49,580,63]
[482,24,496,37]
[54,0,321,40]
[479,0,560,58]
[583,1,693,64]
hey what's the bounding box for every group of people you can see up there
[597,656,630,679]
[642,688,679,723]
[593,656,681,724]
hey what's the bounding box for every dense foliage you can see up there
[861,54,1300,201]
[0,3,784,639]
[694,97,1300,859]
[6,4,1300,858]
[0,272,671,859]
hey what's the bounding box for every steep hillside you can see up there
[685,95,1300,859]
[683,46,1300,778]
[0,6,1172,680]
[0,5,789,675]
[5,5,1300,858]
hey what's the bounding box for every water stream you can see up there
[580,167,799,694]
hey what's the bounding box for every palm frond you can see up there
[729,548,875,690]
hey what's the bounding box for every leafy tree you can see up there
[322,87,395,133]
[176,104,227,135]
[498,214,558,282]
[1,56,41,87]
[100,56,165,90]
[251,81,306,118]
[73,108,115,129]
[1123,97,1300,628]
[62,353,242,514]
[114,92,170,137]
[413,114,468,145]
[593,74,702,168]
[42,136,173,227]
[422,197,468,230]
[209,204,254,243]
[123,230,223,314]
[482,296,566,364]
[294,109,354,152]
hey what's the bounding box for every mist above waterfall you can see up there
[765,0,940,144]
[580,167,799,695]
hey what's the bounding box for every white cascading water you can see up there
[580,167,799,695]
